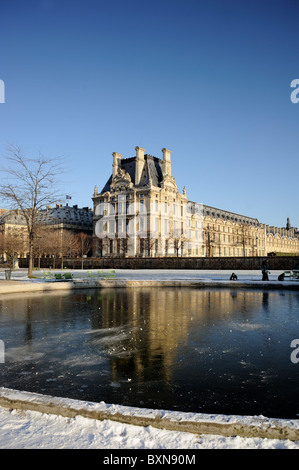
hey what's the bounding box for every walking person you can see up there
[261,259,269,281]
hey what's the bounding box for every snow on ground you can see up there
[0,267,289,282]
[0,268,298,450]
[0,405,298,449]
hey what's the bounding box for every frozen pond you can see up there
[0,287,299,419]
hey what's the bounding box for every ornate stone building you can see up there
[0,204,93,264]
[92,146,299,258]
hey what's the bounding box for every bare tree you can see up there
[173,235,189,257]
[232,223,251,257]
[76,232,92,268]
[45,228,62,269]
[33,224,53,269]
[203,223,216,257]
[0,145,63,276]
[145,230,159,257]
[0,229,26,270]
[60,231,78,269]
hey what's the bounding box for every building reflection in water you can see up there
[1,288,299,417]
[86,287,276,385]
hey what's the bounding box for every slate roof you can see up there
[36,205,93,227]
[100,155,164,194]
[0,205,93,228]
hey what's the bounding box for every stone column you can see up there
[112,152,122,178]
[135,146,145,185]
[162,148,172,176]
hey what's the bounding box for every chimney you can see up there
[162,148,172,176]
[135,146,145,185]
[112,152,122,178]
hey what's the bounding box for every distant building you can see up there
[0,204,93,233]
[0,204,93,262]
[92,146,299,257]
[36,204,93,233]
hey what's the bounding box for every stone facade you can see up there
[36,204,93,233]
[92,146,299,258]
[0,204,93,262]
[0,204,93,232]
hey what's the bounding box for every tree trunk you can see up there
[28,257,33,277]
[28,232,34,277]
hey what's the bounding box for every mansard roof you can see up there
[0,210,27,225]
[0,205,93,228]
[36,204,93,227]
[202,204,260,226]
[100,154,164,193]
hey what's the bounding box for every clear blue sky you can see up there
[1,0,298,228]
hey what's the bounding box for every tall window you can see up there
[155,218,159,232]
[98,202,104,216]
[164,219,168,236]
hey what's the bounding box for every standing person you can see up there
[261,259,269,281]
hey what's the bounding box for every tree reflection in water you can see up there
[0,287,299,419]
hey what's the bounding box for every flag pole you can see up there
[65,195,72,205]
